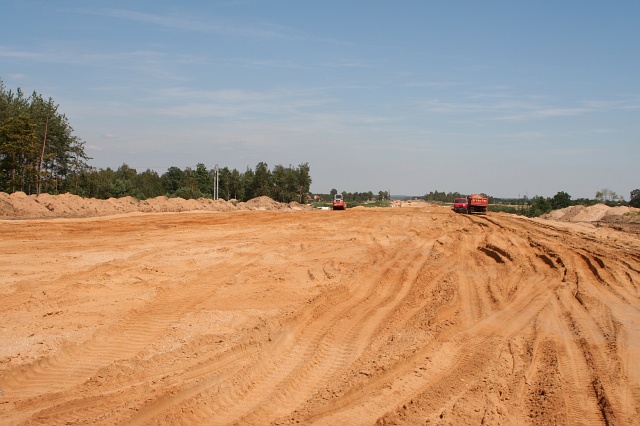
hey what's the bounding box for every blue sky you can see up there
[2,0,638,199]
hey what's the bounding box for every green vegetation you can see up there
[327,189,390,204]
[0,80,90,195]
[487,204,520,214]
[482,194,567,217]
[630,189,640,208]
[310,190,391,208]
[349,199,393,208]
[423,190,467,203]
[77,162,312,203]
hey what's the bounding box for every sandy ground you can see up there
[1,199,639,425]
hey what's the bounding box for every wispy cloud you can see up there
[583,99,640,111]
[0,46,43,60]
[87,8,284,38]
[6,73,28,80]
[76,85,338,123]
[415,92,640,122]
[0,44,165,66]
[321,60,372,68]
[239,58,305,70]
[77,7,352,45]
[0,44,196,85]
[404,80,464,89]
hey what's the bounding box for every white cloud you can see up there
[84,8,289,39]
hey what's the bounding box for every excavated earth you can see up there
[1,196,639,425]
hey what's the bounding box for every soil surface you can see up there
[1,197,639,425]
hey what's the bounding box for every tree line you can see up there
[326,189,389,203]
[77,162,312,204]
[0,80,90,195]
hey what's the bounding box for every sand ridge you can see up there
[0,192,312,220]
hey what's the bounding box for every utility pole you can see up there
[212,164,219,200]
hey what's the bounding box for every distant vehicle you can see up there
[333,194,347,210]
[453,198,468,213]
[453,194,488,215]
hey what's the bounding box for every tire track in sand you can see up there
[127,232,433,425]
[0,243,274,424]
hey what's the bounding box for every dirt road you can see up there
[1,206,639,424]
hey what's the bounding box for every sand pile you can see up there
[0,192,312,219]
[543,203,636,222]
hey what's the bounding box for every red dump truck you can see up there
[453,194,488,214]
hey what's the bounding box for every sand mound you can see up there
[543,203,638,223]
[0,192,312,219]
[238,195,284,211]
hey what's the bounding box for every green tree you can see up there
[161,166,184,194]
[271,164,287,202]
[0,115,40,192]
[251,162,271,198]
[527,196,552,217]
[242,167,255,200]
[551,191,572,210]
[28,92,90,195]
[134,169,164,199]
[629,189,640,208]
[110,164,137,197]
[284,165,299,203]
[115,163,137,182]
[173,186,203,199]
[228,168,243,201]
[0,81,89,194]
[77,167,116,199]
[296,162,312,203]
[194,163,212,196]
[271,164,304,203]
[111,178,132,198]
[179,167,203,199]
[0,80,89,194]
[595,188,621,203]
[217,166,231,200]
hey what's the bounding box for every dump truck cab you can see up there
[453,198,469,213]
